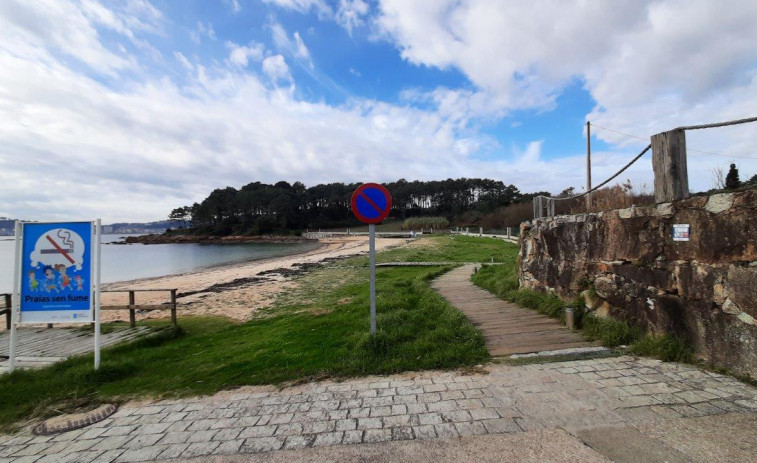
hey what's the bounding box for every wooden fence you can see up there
[1,289,179,329]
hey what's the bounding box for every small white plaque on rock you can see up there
[673,224,690,241]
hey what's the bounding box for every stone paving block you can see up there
[356,418,382,430]
[292,411,328,423]
[164,421,191,433]
[454,421,487,436]
[363,429,391,444]
[78,428,108,441]
[691,402,727,416]
[10,455,44,463]
[457,399,484,410]
[341,430,363,445]
[312,432,344,447]
[441,410,472,423]
[327,409,348,420]
[391,427,414,441]
[434,423,459,438]
[91,436,133,452]
[212,428,243,441]
[406,404,428,414]
[272,423,303,437]
[213,439,244,455]
[186,419,217,431]
[160,412,187,423]
[390,405,407,415]
[268,413,294,425]
[469,408,500,420]
[362,397,393,407]
[236,416,261,427]
[376,388,396,397]
[412,425,437,440]
[393,394,418,405]
[418,412,442,425]
[114,445,165,462]
[186,430,218,443]
[158,444,189,460]
[347,408,370,419]
[382,415,412,428]
[240,437,284,454]
[426,400,457,413]
[282,435,315,450]
[462,389,486,399]
[122,434,162,449]
[340,399,362,409]
[181,441,221,458]
[301,421,335,434]
[369,406,392,417]
[238,426,277,439]
[335,419,357,431]
[482,418,520,434]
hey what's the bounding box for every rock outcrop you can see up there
[518,189,757,377]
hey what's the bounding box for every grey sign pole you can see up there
[369,223,376,335]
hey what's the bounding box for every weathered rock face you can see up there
[518,190,757,377]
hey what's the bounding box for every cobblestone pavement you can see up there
[1,356,756,462]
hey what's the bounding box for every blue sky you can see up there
[1,0,756,222]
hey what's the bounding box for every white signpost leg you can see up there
[369,223,376,335]
[94,219,102,370]
[9,221,22,373]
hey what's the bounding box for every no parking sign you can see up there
[351,184,392,336]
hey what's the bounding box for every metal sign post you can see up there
[369,223,376,335]
[351,183,392,336]
[9,220,102,372]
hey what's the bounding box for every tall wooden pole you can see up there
[586,121,592,211]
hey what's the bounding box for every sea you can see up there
[0,234,320,293]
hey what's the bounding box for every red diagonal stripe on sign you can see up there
[46,234,76,264]
[358,192,384,215]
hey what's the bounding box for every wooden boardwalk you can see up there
[0,326,152,373]
[431,265,591,356]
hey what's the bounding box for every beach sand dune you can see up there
[100,236,405,322]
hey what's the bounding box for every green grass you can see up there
[0,236,506,430]
[373,235,518,264]
[471,263,695,361]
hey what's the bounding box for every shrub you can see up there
[401,217,450,230]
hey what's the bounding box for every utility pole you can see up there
[586,121,592,211]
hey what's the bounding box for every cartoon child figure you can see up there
[55,264,72,291]
[74,275,84,291]
[28,270,39,292]
[43,266,58,293]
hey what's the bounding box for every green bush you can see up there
[401,217,450,230]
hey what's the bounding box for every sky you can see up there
[1,0,757,223]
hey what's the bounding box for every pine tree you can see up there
[725,164,740,190]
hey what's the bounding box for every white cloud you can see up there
[262,55,292,81]
[173,51,193,70]
[1,0,756,226]
[226,41,265,68]
[262,0,332,17]
[224,0,242,14]
[336,0,370,34]
[190,21,216,44]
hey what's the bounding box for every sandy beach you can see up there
[100,236,405,322]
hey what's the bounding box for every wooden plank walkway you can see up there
[431,265,591,356]
[0,326,152,373]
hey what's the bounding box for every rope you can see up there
[538,144,652,201]
[535,115,757,204]
[677,116,757,131]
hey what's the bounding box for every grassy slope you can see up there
[0,236,506,429]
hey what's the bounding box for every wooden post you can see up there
[652,129,689,202]
[170,289,177,328]
[586,121,592,211]
[128,291,136,328]
[4,294,10,330]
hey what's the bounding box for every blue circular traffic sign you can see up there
[351,183,392,224]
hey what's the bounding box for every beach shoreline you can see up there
[100,235,407,322]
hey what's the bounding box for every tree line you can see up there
[169,178,536,235]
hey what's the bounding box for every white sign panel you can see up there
[673,224,690,242]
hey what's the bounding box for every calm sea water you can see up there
[0,234,320,292]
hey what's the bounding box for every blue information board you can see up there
[19,222,93,323]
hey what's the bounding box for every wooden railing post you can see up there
[128,291,136,328]
[652,129,689,203]
[170,289,177,328]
